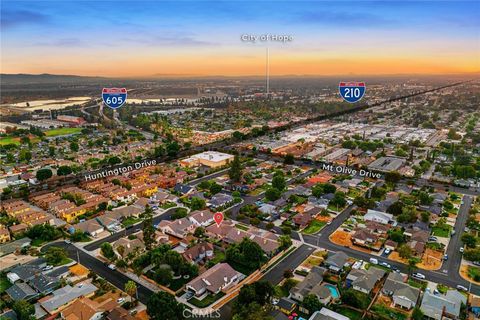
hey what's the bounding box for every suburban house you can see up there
[40,282,98,315]
[382,273,419,310]
[351,228,379,247]
[290,266,326,301]
[182,242,214,264]
[208,193,234,210]
[346,267,386,294]
[71,219,104,237]
[113,237,146,258]
[309,308,350,320]
[364,209,394,225]
[188,210,214,227]
[158,218,195,239]
[60,297,117,320]
[420,290,467,320]
[6,282,38,301]
[277,297,297,316]
[324,251,349,273]
[293,213,313,228]
[185,263,243,298]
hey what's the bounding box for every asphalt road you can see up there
[84,207,176,251]
[43,241,154,304]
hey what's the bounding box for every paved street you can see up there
[84,207,177,251]
[43,241,155,305]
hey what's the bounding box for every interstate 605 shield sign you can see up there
[102,88,127,109]
[339,82,366,103]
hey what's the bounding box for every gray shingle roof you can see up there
[6,282,37,301]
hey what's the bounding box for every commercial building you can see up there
[180,151,234,168]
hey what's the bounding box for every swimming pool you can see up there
[324,283,340,299]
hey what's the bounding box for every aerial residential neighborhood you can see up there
[1,1,480,320]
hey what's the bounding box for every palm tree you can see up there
[125,280,137,303]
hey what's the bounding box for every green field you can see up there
[45,127,82,137]
[0,136,20,145]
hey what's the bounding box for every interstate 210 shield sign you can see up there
[339,82,366,103]
[102,88,127,109]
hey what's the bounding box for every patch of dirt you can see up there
[417,249,443,271]
[316,215,331,222]
[389,251,409,264]
[329,230,372,253]
[330,230,352,247]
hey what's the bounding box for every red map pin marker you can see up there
[214,212,224,226]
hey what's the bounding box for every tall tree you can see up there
[125,280,137,302]
[229,154,242,183]
[147,291,185,320]
[13,300,34,320]
[142,205,156,250]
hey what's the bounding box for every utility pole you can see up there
[76,249,80,264]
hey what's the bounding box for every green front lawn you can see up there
[189,292,225,308]
[53,257,73,267]
[432,226,451,237]
[122,217,141,227]
[328,203,347,212]
[303,220,326,234]
[274,285,289,298]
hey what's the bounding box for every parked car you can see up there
[43,265,53,271]
[443,254,448,260]
[108,264,116,270]
[117,297,125,304]
[456,285,468,291]
[369,258,378,265]
[380,262,391,269]
[384,248,391,255]
[460,247,465,253]
[412,273,426,280]
[65,239,71,244]
[473,261,480,266]
[428,236,438,242]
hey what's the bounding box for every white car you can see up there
[108,264,116,270]
[43,265,53,271]
[460,247,465,253]
[117,297,125,304]
[456,285,468,292]
[412,273,426,280]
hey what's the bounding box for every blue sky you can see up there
[1,1,479,76]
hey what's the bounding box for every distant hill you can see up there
[1,73,108,85]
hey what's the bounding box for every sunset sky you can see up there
[1,1,479,77]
